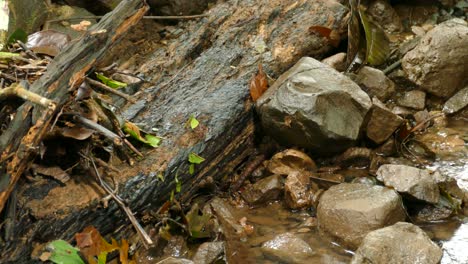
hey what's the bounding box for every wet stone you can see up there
[376,164,440,204]
[192,242,224,264]
[351,222,442,264]
[366,98,403,144]
[397,90,426,110]
[261,232,315,264]
[256,57,371,154]
[443,85,468,114]
[356,66,396,102]
[241,175,283,205]
[284,171,320,209]
[402,18,468,98]
[317,183,406,250]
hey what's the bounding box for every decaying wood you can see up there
[1,0,348,262]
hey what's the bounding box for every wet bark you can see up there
[1,0,349,262]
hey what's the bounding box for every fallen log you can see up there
[1,0,349,262]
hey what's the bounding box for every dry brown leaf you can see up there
[249,64,268,101]
[31,164,70,183]
[309,26,341,48]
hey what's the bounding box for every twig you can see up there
[87,156,154,248]
[73,115,123,145]
[85,77,137,104]
[0,72,16,82]
[0,83,56,110]
[383,59,402,75]
[47,14,208,23]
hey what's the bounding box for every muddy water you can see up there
[232,201,352,263]
[423,118,468,264]
[228,117,467,263]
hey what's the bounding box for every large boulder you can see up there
[257,57,372,154]
[351,222,442,264]
[376,164,440,204]
[402,18,468,98]
[317,183,406,250]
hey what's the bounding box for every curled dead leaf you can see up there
[249,64,268,102]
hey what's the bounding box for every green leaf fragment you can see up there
[189,115,200,130]
[189,163,195,175]
[97,252,107,264]
[96,73,127,89]
[186,204,212,238]
[157,172,165,182]
[188,153,205,164]
[7,28,28,44]
[47,240,85,264]
[175,173,181,193]
[145,134,162,147]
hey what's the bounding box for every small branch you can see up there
[86,156,154,248]
[47,14,208,23]
[0,83,56,110]
[383,59,402,75]
[85,77,137,104]
[73,115,123,145]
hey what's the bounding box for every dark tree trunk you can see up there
[1,0,348,262]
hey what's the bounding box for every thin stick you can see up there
[0,83,56,110]
[383,59,402,75]
[73,115,123,145]
[87,156,154,248]
[47,14,208,23]
[85,77,137,104]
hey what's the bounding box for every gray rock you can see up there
[397,90,426,110]
[257,57,371,154]
[376,164,440,204]
[321,52,347,72]
[241,175,283,205]
[366,98,404,144]
[261,232,315,263]
[402,19,468,98]
[210,198,244,235]
[192,242,224,264]
[367,0,403,33]
[356,66,396,102]
[443,85,468,114]
[284,171,320,209]
[351,222,442,264]
[317,183,406,250]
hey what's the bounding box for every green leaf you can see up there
[7,29,27,45]
[359,6,390,66]
[123,121,161,148]
[97,252,107,264]
[189,163,195,175]
[96,73,127,89]
[157,172,165,182]
[145,134,162,147]
[47,240,85,264]
[188,115,199,130]
[175,173,181,193]
[188,153,205,164]
[170,190,175,202]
